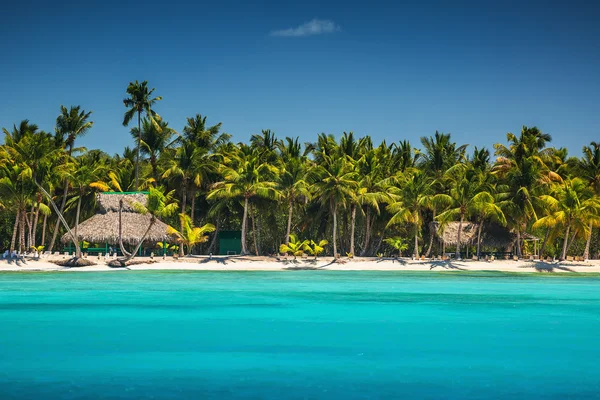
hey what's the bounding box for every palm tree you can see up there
[576,142,600,259]
[168,214,216,256]
[277,137,311,244]
[386,171,433,259]
[384,237,409,257]
[493,126,559,257]
[207,148,280,255]
[48,106,94,253]
[279,234,309,259]
[436,166,505,259]
[67,154,110,257]
[117,187,179,264]
[534,178,600,260]
[122,80,163,191]
[130,118,175,185]
[309,155,358,258]
[419,131,467,257]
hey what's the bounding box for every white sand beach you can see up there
[2,255,600,273]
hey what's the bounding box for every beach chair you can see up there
[490,255,495,262]
[472,255,478,261]
[566,256,574,262]
[513,255,519,261]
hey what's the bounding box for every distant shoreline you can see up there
[2,255,600,274]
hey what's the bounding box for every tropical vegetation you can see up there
[1,81,599,261]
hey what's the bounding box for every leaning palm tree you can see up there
[207,147,281,255]
[122,80,162,191]
[116,187,179,264]
[48,106,94,253]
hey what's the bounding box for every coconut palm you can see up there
[207,148,280,255]
[576,142,600,259]
[122,80,162,190]
[118,187,179,263]
[534,178,600,260]
[130,118,175,185]
[436,166,506,259]
[384,237,409,257]
[386,171,433,258]
[278,234,309,259]
[168,214,216,256]
[303,239,329,260]
[309,155,358,258]
[493,126,559,257]
[277,137,311,244]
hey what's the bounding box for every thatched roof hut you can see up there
[434,222,517,248]
[61,192,173,245]
[433,222,479,246]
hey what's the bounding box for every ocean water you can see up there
[0,271,599,399]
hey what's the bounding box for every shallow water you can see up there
[1,271,599,399]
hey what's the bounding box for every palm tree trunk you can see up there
[251,204,259,256]
[414,223,419,259]
[241,197,249,255]
[566,228,578,255]
[256,210,262,255]
[151,154,159,187]
[516,229,522,258]
[456,214,464,259]
[583,223,593,260]
[360,207,370,256]
[118,200,131,257]
[32,198,41,248]
[425,207,437,257]
[190,187,196,226]
[19,208,25,253]
[561,223,570,260]
[332,202,338,258]
[74,193,82,258]
[476,221,483,259]
[135,111,141,191]
[540,227,551,257]
[10,212,19,252]
[208,216,220,254]
[34,180,81,258]
[374,225,387,255]
[121,219,155,263]
[179,183,187,257]
[349,205,356,256]
[286,197,293,245]
[41,212,48,249]
[25,208,32,250]
[48,181,69,253]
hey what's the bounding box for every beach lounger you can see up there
[566,256,574,262]
[513,256,519,261]
[490,256,495,262]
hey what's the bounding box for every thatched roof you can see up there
[434,221,517,248]
[434,222,478,246]
[61,192,174,245]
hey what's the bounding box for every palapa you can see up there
[61,192,173,246]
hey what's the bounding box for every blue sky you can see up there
[1,0,599,156]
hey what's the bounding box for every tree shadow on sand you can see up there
[429,260,467,271]
[524,261,576,273]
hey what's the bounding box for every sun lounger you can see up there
[566,256,574,262]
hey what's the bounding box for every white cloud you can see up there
[270,19,341,37]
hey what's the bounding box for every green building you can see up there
[218,231,242,255]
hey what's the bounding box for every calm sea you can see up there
[1,271,599,399]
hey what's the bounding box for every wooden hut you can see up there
[433,221,517,257]
[61,192,173,252]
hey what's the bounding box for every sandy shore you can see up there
[1,255,600,273]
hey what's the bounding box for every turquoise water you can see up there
[1,271,600,399]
